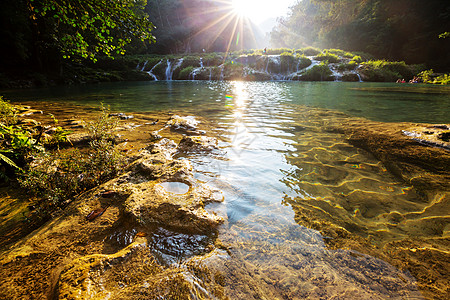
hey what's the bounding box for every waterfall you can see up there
[139,61,148,72]
[220,65,224,80]
[165,60,172,80]
[330,66,342,82]
[209,68,212,81]
[147,60,163,81]
[199,58,204,68]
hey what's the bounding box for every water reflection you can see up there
[183,81,427,297]
[4,81,448,297]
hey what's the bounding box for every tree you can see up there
[29,0,155,62]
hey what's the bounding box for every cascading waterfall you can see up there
[139,54,363,82]
[140,61,148,72]
[165,60,172,80]
[147,60,163,81]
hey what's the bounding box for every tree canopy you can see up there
[0,0,154,70]
[271,0,450,70]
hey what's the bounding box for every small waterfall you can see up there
[330,66,342,82]
[199,58,204,68]
[220,65,224,80]
[165,60,172,80]
[140,61,148,72]
[357,73,363,82]
[147,60,163,81]
[209,68,212,81]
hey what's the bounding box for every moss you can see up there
[299,62,333,81]
[314,51,341,63]
[178,66,194,80]
[298,47,322,56]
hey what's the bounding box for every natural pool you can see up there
[1,81,449,299]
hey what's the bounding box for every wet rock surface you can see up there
[0,103,226,299]
[1,101,449,300]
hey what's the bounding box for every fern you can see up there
[0,152,20,170]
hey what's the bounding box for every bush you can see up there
[299,62,333,81]
[296,55,312,70]
[280,52,296,73]
[337,61,358,71]
[327,49,354,58]
[314,51,340,63]
[359,60,422,82]
[266,48,294,55]
[351,55,363,63]
[19,105,124,216]
[0,96,18,126]
[20,139,124,213]
[178,66,194,80]
[298,47,322,56]
[418,70,450,85]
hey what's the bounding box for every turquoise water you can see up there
[3,81,449,298]
[3,81,450,123]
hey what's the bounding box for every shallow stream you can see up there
[2,81,449,298]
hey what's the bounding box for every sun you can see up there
[231,0,252,18]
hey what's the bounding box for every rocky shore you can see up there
[0,102,449,299]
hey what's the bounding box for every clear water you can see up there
[3,81,449,298]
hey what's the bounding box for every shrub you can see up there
[19,105,125,216]
[314,51,340,63]
[0,96,18,126]
[178,66,194,80]
[266,48,294,55]
[298,47,322,56]
[351,55,363,63]
[296,55,312,70]
[359,60,422,82]
[327,49,354,58]
[84,104,119,141]
[337,61,358,71]
[299,62,333,81]
[20,139,124,213]
[280,52,296,73]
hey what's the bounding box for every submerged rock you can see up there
[178,136,218,152]
[167,115,199,132]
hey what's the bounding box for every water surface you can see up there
[3,81,449,298]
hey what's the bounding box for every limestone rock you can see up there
[167,115,198,132]
[178,136,218,152]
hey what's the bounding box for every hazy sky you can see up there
[232,0,297,24]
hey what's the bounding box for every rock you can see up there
[178,136,218,152]
[167,115,199,132]
[109,112,134,120]
[125,180,223,233]
[149,130,162,141]
[402,124,450,151]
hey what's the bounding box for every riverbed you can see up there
[1,81,449,299]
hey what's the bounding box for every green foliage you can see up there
[351,56,363,63]
[298,47,322,56]
[265,48,295,55]
[178,67,194,80]
[84,104,119,141]
[20,139,124,212]
[299,62,333,81]
[29,0,155,61]
[418,70,450,85]
[0,97,18,126]
[314,51,340,63]
[19,104,124,215]
[270,0,450,70]
[327,49,354,58]
[360,60,423,82]
[296,56,312,70]
[337,61,358,71]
